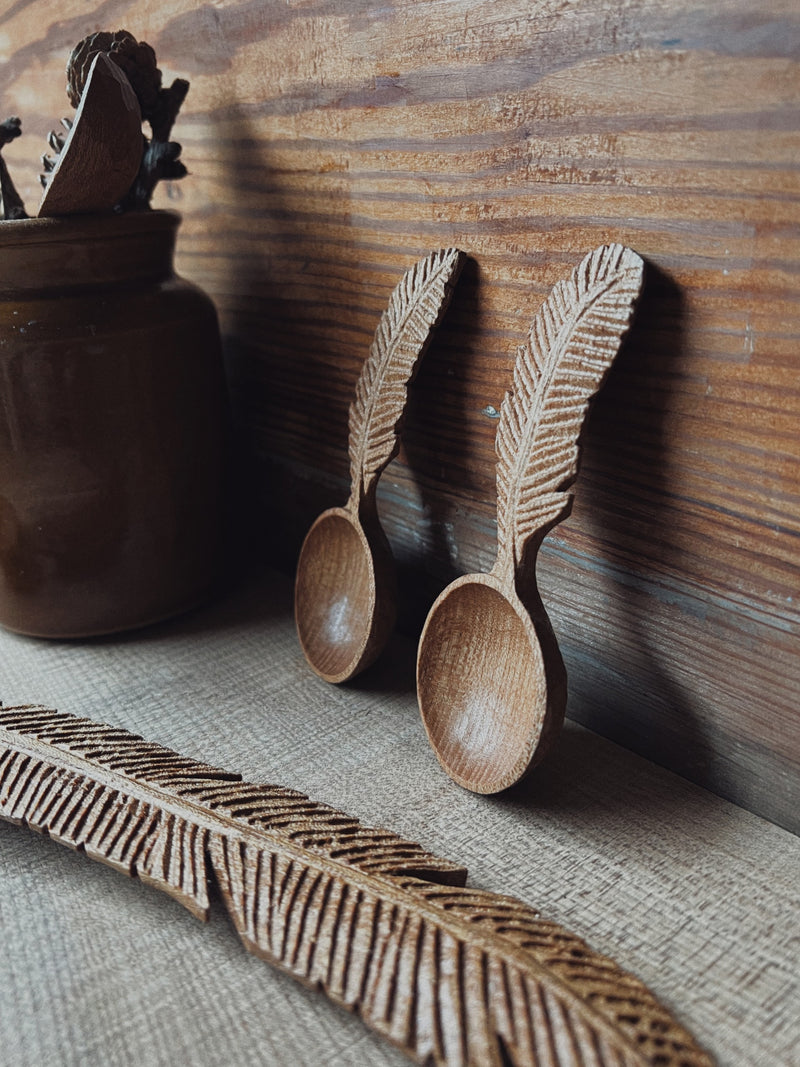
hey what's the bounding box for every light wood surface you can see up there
[418,244,643,793]
[0,0,798,829]
[1,570,798,1066]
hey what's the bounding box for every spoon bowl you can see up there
[417,572,564,793]
[294,506,395,683]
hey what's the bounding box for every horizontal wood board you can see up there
[2,0,798,830]
[2,569,800,1067]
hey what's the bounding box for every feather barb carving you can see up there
[494,244,644,579]
[347,247,464,505]
[0,705,712,1067]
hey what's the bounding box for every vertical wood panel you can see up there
[1,0,798,829]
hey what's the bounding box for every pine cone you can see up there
[66,30,161,121]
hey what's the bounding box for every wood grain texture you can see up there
[0,0,797,828]
[0,704,714,1067]
[37,52,142,216]
[418,244,643,794]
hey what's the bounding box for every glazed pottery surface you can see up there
[0,210,228,637]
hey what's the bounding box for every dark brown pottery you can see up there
[0,210,228,637]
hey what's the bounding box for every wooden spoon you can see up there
[38,52,142,217]
[417,244,644,793]
[295,247,465,683]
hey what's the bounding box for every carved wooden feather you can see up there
[495,243,644,575]
[348,247,464,502]
[0,705,712,1067]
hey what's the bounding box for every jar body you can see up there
[0,211,228,637]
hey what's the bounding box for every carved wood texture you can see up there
[495,244,644,577]
[1,1,798,830]
[37,53,142,217]
[349,247,465,502]
[0,705,713,1067]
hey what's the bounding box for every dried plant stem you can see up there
[0,117,27,219]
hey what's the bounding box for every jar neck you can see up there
[0,210,180,293]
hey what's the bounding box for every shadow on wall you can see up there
[211,104,356,579]
[214,108,497,608]
[392,253,499,633]
[534,264,718,795]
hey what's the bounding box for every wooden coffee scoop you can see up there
[295,248,465,682]
[417,244,644,793]
[38,52,142,217]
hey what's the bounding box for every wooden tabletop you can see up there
[1,569,798,1067]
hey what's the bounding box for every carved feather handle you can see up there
[494,244,644,581]
[348,247,465,506]
[0,705,712,1067]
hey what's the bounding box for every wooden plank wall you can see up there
[2,0,798,831]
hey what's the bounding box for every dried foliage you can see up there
[0,117,27,219]
[24,29,189,214]
[66,30,161,119]
[62,28,189,210]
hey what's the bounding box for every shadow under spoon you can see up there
[417,243,645,793]
[295,247,465,683]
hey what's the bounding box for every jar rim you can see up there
[0,209,181,291]
[0,209,181,249]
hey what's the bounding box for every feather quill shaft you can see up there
[0,705,712,1067]
[348,248,464,504]
[495,244,644,576]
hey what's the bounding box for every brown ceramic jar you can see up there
[0,210,228,637]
